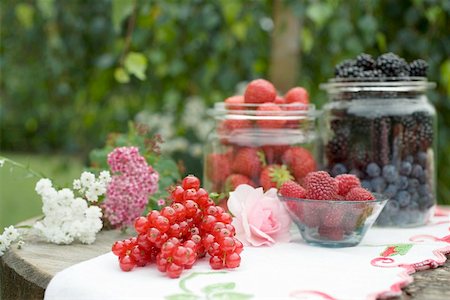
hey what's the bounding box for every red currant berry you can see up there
[166,237,181,246]
[166,263,184,278]
[155,215,170,233]
[209,256,224,270]
[171,202,187,221]
[147,210,161,226]
[184,200,198,218]
[147,227,161,243]
[212,222,226,233]
[220,237,236,253]
[207,242,221,256]
[161,206,177,224]
[189,226,200,236]
[206,206,218,216]
[196,188,209,204]
[201,215,217,232]
[136,234,153,251]
[119,255,136,272]
[218,212,232,224]
[171,186,185,202]
[156,254,168,272]
[130,246,148,267]
[182,175,201,191]
[183,188,197,201]
[183,239,197,251]
[225,224,236,236]
[235,239,244,254]
[172,246,189,265]
[202,233,215,248]
[179,221,189,236]
[161,240,177,257]
[154,233,169,248]
[112,240,125,256]
[190,234,202,245]
[168,223,182,238]
[134,216,150,234]
[225,252,241,268]
[215,206,225,215]
[215,228,232,241]
[185,247,197,265]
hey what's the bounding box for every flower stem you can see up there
[0,155,45,179]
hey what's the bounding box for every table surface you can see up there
[1,220,450,300]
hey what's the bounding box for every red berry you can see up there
[112,240,125,256]
[171,202,187,221]
[119,255,136,272]
[166,263,184,278]
[171,186,185,202]
[261,144,289,165]
[196,188,209,205]
[336,174,361,196]
[134,216,150,234]
[172,246,189,265]
[256,103,286,129]
[235,239,244,254]
[147,227,162,243]
[183,188,197,201]
[259,164,293,191]
[168,223,182,238]
[244,79,276,104]
[202,233,215,248]
[156,254,168,272]
[218,212,232,224]
[161,240,177,257]
[161,206,177,224]
[183,240,198,251]
[231,148,264,180]
[322,207,345,227]
[201,215,217,232]
[224,95,245,110]
[220,237,236,253]
[225,252,241,268]
[184,200,199,218]
[274,95,285,104]
[282,147,317,183]
[182,175,201,190]
[155,215,170,233]
[284,87,309,104]
[304,171,338,200]
[215,228,232,241]
[279,180,306,198]
[130,246,149,267]
[136,234,153,251]
[345,187,375,201]
[210,256,224,269]
[206,153,231,185]
[147,210,161,225]
[224,174,255,193]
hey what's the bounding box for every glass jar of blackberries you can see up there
[321,77,436,227]
[203,100,321,203]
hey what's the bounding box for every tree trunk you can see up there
[269,0,301,93]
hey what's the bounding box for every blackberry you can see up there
[350,143,370,169]
[356,53,375,70]
[361,69,383,79]
[409,59,428,77]
[413,112,433,149]
[334,59,356,77]
[326,135,349,164]
[376,52,409,77]
[336,66,364,78]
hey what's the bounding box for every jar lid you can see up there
[320,77,436,93]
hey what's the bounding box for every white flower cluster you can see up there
[0,226,20,256]
[33,176,106,245]
[73,171,111,202]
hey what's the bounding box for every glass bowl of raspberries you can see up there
[279,171,388,247]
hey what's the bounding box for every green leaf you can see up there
[440,59,450,96]
[112,0,134,32]
[37,0,54,19]
[306,3,332,27]
[114,67,130,83]
[15,4,34,29]
[124,52,148,80]
[165,293,200,300]
[209,292,253,300]
[202,282,236,295]
[301,28,313,53]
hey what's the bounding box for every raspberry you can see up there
[335,174,361,196]
[244,79,276,104]
[304,171,338,200]
[231,148,264,180]
[279,180,306,198]
[345,187,375,201]
[224,95,245,110]
[259,164,293,190]
[224,174,254,192]
[282,147,317,183]
[256,103,286,129]
[284,87,309,104]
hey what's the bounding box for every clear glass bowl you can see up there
[279,194,388,247]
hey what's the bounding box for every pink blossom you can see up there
[227,184,291,246]
[102,147,159,228]
[157,199,166,206]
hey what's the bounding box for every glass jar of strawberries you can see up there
[321,53,437,227]
[204,79,321,203]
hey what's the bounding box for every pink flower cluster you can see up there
[103,147,159,228]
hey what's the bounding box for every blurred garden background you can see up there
[1,0,449,228]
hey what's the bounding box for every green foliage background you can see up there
[1,0,449,203]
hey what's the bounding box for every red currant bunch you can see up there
[111,175,243,278]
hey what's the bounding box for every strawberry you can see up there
[261,144,289,164]
[274,95,285,105]
[304,171,338,200]
[244,79,276,104]
[282,147,317,183]
[231,147,264,180]
[224,174,255,192]
[284,87,309,104]
[279,180,306,198]
[224,95,245,110]
[217,119,252,145]
[259,164,293,190]
[255,102,286,129]
[206,153,231,186]
[345,187,375,201]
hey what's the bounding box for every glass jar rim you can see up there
[320,77,436,92]
[208,102,319,120]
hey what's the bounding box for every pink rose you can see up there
[228,184,291,246]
